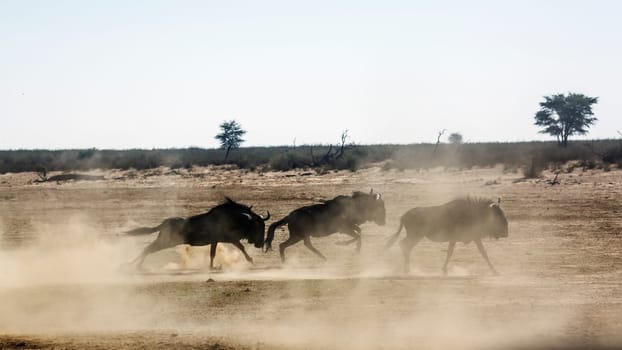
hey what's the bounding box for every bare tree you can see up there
[309,130,354,167]
[335,129,351,159]
[433,129,447,153]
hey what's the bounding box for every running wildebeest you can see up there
[125,197,270,269]
[265,189,386,262]
[386,197,508,275]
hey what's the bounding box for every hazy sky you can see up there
[1,0,621,149]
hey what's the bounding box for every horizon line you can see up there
[1,138,620,152]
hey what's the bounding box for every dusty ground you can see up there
[0,165,621,349]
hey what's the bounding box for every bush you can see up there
[269,152,309,171]
[0,140,620,174]
[602,144,622,164]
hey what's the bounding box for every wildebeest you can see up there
[265,190,386,262]
[125,197,270,269]
[386,197,508,274]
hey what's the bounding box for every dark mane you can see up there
[204,196,252,214]
[322,191,372,204]
[458,197,494,208]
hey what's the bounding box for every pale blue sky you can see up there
[1,1,620,149]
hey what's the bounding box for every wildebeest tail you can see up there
[385,219,404,248]
[124,224,162,235]
[265,216,289,252]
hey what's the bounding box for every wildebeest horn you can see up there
[375,193,381,200]
[241,213,252,220]
[260,211,270,221]
[497,197,501,205]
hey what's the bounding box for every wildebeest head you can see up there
[240,210,271,248]
[486,202,508,239]
[223,197,270,248]
[353,189,386,226]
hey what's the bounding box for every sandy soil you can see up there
[1,165,621,349]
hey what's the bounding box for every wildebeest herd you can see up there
[125,190,509,274]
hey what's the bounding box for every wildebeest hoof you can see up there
[210,266,223,271]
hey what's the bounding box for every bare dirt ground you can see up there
[1,165,621,349]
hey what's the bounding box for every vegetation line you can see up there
[0,140,621,175]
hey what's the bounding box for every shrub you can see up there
[0,140,620,174]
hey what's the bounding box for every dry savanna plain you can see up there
[1,164,621,349]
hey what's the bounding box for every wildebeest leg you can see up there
[279,236,303,262]
[342,234,362,252]
[399,236,422,273]
[209,242,218,270]
[350,229,362,253]
[442,241,456,275]
[335,225,362,251]
[131,241,164,269]
[335,231,362,252]
[335,237,358,245]
[232,241,254,264]
[475,239,499,275]
[303,236,327,261]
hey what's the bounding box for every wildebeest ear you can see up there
[370,188,374,194]
[497,197,501,205]
[241,213,252,220]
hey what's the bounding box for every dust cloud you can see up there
[234,296,572,350]
[0,212,570,348]
[1,166,617,348]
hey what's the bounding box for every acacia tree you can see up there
[215,120,246,162]
[448,132,463,144]
[534,93,598,147]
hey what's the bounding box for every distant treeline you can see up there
[1,140,621,174]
